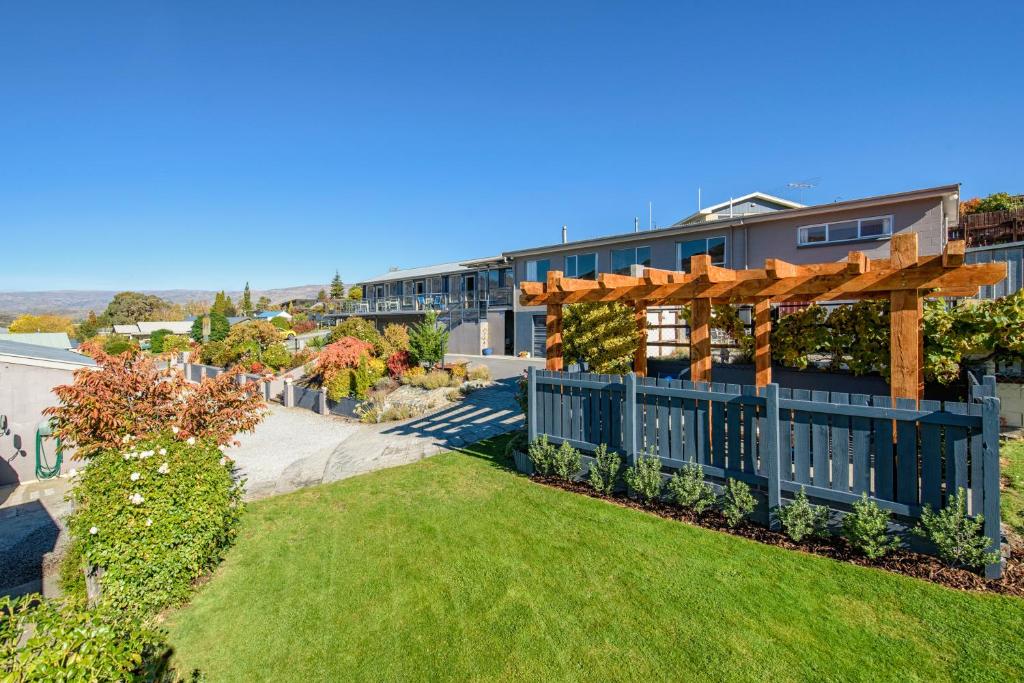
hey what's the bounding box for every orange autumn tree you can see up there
[45,353,266,459]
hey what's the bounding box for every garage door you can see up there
[532,315,546,358]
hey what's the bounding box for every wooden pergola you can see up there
[519,234,1006,401]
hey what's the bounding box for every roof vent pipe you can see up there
[634,217,639,232]
[561,225,567,244]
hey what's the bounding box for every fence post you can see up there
[319,387,328,415]
[184,362,192,382]
[624,372,638,465]
[982,395,1003,579]
[983,374,997,399]
[527,366,538,444]
[200,365,207,381]
[236,373,246,387]
[763,383,782,530]
[263,379,272,402]
[284,378,294,408]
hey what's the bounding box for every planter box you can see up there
[511,449,533,475]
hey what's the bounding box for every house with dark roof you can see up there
[0,340,96,485]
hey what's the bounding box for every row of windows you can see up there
[373,268,513,297]
[526,237,725,282]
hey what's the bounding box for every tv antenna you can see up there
[786,178,819,204]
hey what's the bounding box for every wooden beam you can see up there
[846,251,868,274]
[690,254,735,282]
[765,258,803,279]
[690,298,712,383]
[633,302,648,377]
[598,272,645,288]
[890,232,918,270]
[890,289,921,402]
[943,240,966,267]
[753,299,772,387]
[545,303,563,371]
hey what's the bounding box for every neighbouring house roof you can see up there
[136,321,193,335]
[673,191,805,226]
[361,257,502,285]
[112,324,139,335]
[0,339,96,370]
[502,184,960,258]
[227,316,249,326]
[0,332,73,350]
[256,311,291,319]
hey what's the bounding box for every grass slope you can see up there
[1003,440,1024,537]
[167,437,1024,682]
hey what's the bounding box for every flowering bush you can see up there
[45,354,266,458]
[386,350,413,378]
[62,433,244,614]
[0,595,170,680]
[317,336,374,381]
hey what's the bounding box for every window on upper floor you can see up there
[676,236,726,272]
[526,259,550,282]
[565,252,598,280]
[611,246,651,275]
[797,215,893,246]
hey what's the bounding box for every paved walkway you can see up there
[0,476,72,598]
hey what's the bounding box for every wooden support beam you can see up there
[690,298,712,383]
[545,304,563,371]
[633,302,648,377]
[890,232,918,270]
[846,251,868,274]
[598,272,645,288]
[765,258,802,279]
[943,240,966,267]
[690,254,735,282]
[753,298,772,387]
[890,290,922,401]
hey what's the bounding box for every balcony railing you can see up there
[351,288,515,315]
[949,208,1024,248]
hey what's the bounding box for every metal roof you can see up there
[0,339,96,366]
[0,332,73,349]
[361,257,501,285]
[136,321,193,334]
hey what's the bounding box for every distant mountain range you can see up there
[0,285,328,321]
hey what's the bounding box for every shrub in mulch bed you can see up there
[529,474,1024,598]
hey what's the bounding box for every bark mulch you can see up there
[530,475,1024,598]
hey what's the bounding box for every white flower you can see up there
[186,437,196,445]
[140,450,154,459]
[158,462,170,475]
[121,435,132,444]
[129,493,144,505]
[220,456,230,466]
[171,426,180,434]
[218,444,227,452]
[145,518,153,527]
[89,526,99,535]
[68,468,77,477]
[158,448,167,456]
[130,472,141,482]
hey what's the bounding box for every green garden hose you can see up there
[35,422,63,480]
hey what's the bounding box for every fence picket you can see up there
[670,379,684,462]
[811,390,830,487]
[657,378,671,460]
[919,399,943,508]
[742,385,758,473]
[791,389,811,484]
[969,402,984,515]
[727,383,742,472]
[850,394,871,495]
[871,395,895,499]
[711,382,726,469]
[945,402,969,504]
[895,397,919,505]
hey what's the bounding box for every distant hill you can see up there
[0,285,327,321]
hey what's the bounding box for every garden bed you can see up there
[513,457,1024,598]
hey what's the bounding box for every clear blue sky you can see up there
[1,1,1021,291]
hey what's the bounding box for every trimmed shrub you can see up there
[102,335,138,356]
[261,343,292,370]
[63,433,244,613]
[624,452,664,504]
[353,353,378,400]
[776,487,829,542]
[326,369,356,400]
[467,365,492,382]
[551,441,582,481]
[449,362,468,380]
[915,487,1000,570]
[386,350,413,378]
[0,595,170,680]
[587,443,621,496]
[720,478,756,527]
[667,463,715,514]
[148,328,173,353]
[528,436,557,476]
[842,493,899,560]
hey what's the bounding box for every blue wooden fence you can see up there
[527,368,1003,578]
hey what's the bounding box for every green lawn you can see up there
[166,436,1024,682]
[1003,440,1024,536]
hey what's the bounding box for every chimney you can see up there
[561,225,567,244]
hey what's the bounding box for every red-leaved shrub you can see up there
[317,336,374,381]
[292,320,316,334]
[45,354,266,459]
[386,350,412,378]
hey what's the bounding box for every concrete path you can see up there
[0,476,72,598]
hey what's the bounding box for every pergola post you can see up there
[545,270,564,371]
[690,298,712,383]
[633,302,648,376]
[753,298,772,388]
[889,233,922,402]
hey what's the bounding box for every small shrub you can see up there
[842,493,899,560]
[148,328,174,353]
[270,316,291,330]
[551,441,582,481]
[624,451,664,504]
[667,463,715,514]
[161,333,191,354]
[776,487,829,542]
[353,354,375,400]
[292,320,317,334]
[386,350,413,378]
[103,335,138,356]
[190,311,229,342]
[63,433,244,614]
[381,323,411,356]
[0,595,170,680]
[325,369,356,400]
[329,317,383,351]
[404,370,459,390]
[587,443,621,496]
[449,362,468,380]
[915,487,1000,570]
[720,478,756,528]
[467,365,492,382]
[317,336,375,381]
[357,402,416,424]
[261,343,292,370]
[504,430,529,460]
[514,372,528,415]
[402,365,425,380]
[528,436,557,476]
[409,310,449,367]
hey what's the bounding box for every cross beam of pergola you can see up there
[519,234,1006,401]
